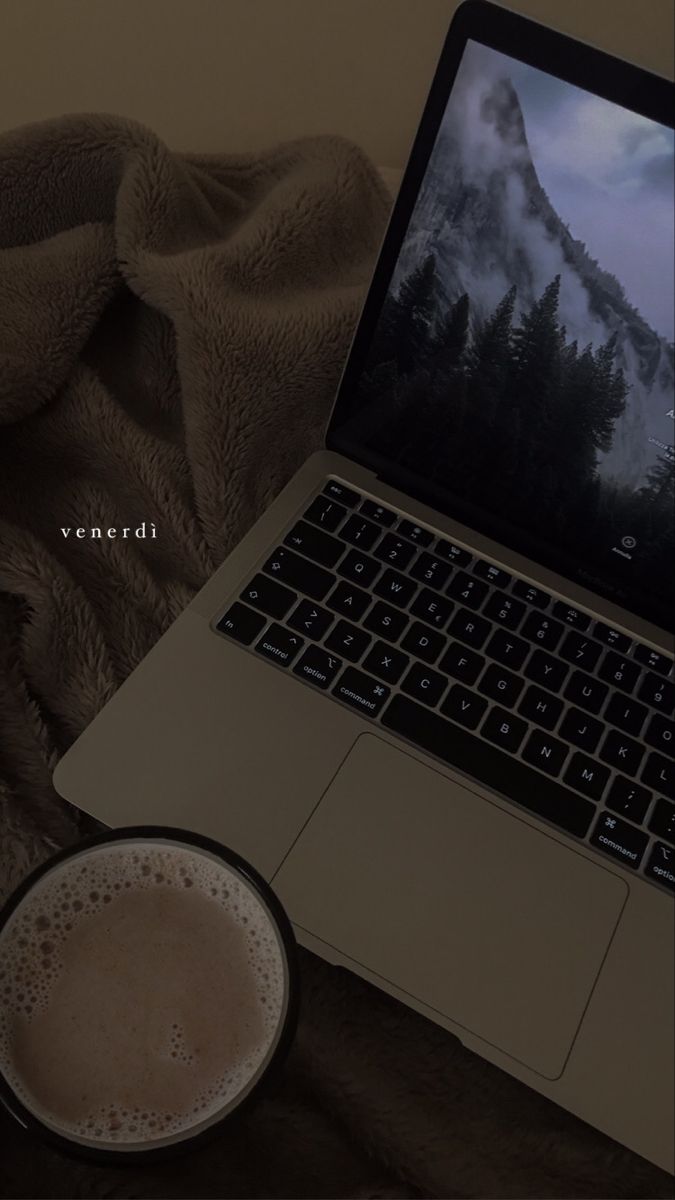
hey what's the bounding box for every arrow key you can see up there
[288,599,334,641]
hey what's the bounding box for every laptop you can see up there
[53,0,675,1173]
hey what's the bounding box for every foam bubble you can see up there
[0,839,288,1147]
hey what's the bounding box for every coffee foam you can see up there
[0,840,287,1147]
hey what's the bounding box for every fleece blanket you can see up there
[0,113,672,1200]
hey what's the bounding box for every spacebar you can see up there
[381,695,595,838]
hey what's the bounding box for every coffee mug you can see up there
[0,826,299,1162]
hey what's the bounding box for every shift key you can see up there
[263,546,335,600]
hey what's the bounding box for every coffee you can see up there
[0,836,291,1150]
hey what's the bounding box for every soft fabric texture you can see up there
[0,113,671,1200]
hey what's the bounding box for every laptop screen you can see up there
[330,38,675,629]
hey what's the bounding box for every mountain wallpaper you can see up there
[341,41,675,604]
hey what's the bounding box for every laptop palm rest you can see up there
[273,733,628,1079]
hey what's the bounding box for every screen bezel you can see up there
[326,0,675,633]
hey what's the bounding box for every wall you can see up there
[0,0,673,166]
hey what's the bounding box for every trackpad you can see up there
[274,734,627,1078]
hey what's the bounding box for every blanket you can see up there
[0,113,672,1200]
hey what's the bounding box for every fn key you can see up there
[216,602,266,645]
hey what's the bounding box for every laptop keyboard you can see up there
[215,479,675,895]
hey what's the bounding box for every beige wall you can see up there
[0,0,673,166]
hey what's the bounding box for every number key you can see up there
[374,532,417,569]
[447,571,489,610]
[559,630,602,672]
[410,552,452,590]
[340,514,380,551]
[638,672,674,715]
[598,651,640,694]
[521,611,564,651]
[483,590,526,630]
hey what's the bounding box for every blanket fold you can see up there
[0,113,671,1200]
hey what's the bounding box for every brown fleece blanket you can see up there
[0,113,672,1200]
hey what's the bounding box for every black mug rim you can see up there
[0,824,299,1165]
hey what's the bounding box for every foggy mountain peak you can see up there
[392,66,674,488]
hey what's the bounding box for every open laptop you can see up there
[54,0,675,1173]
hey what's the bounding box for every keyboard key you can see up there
[374,533,416,570]
[642,752,674,799]
[263,547,334,601]
[599,729,644,777]
[382,696,594,838]
[401,662,448,707]
[606,776,652,824]
[590,811,648,869]
[524,649,569,693]
[440,685,488,730]
[435,539,471,566]
[563,671,609,715]
[323,480,361,507]
[338,548,381,588]
[592,621,631,653]
[478,664,524,708]
[447,571,489,610]
[563,753,610,801]
[326,580,371,620]
[360,499,397,527]
[293,645,342,690]
[473,559,511,589]
[485,628,529,670]
[340,514,381,551]
[522,730,568,777]
[482,707,528,753]
[438,642,485,686]
[401,621,445,664]
[558,707,603,754]
[364,601,408,642]
[521,611,564,652]
[483,590,526,631]
[598,651,640,694]
[512,580,550,609]
[518,686,564,731]
[333,667,390,716]
[410,552,452,590]
[644,712,675,755]
[303,495,347,532]
[374,568,417,608]
[324,620,370,663]
[604,693,648,738]
[397,519,433,546]
[255,624,304,667]
[363,641,409,685]
[633,643,674,677]
[559,631,602,672]
[241,573,297,619]
[644,842,675,892]
[216,602,266,645]
[284,520,344,567]
[638,672,674,715]
[648,797,675,844]
[288,599,333,641]
[411,588,454,629]
[448,607,491,650]
[552,602,590,631]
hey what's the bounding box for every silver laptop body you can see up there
[54,1,675,1173]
